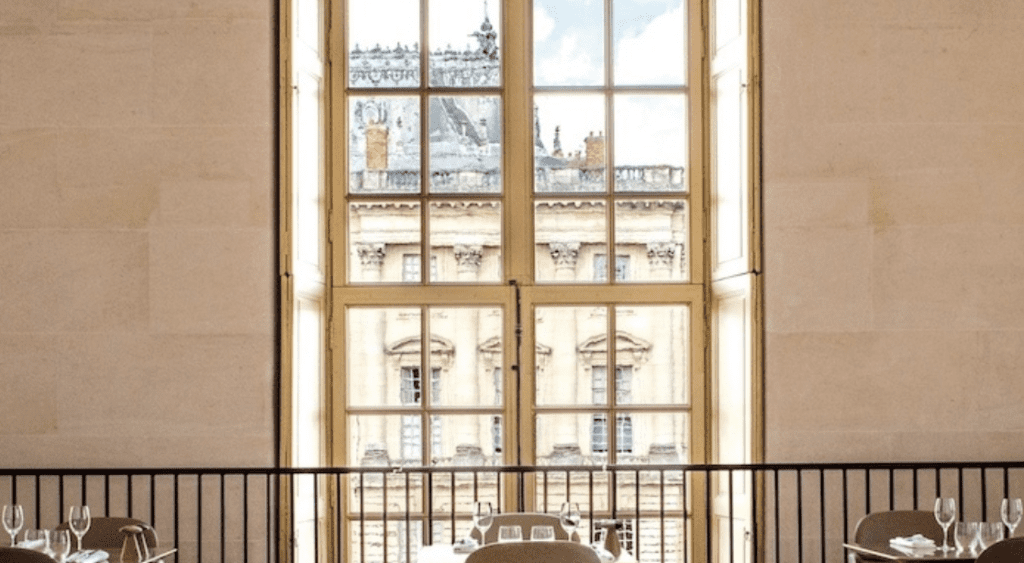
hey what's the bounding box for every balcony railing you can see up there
[3,462,1024,563]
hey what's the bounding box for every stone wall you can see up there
[763,0,1024,461]
[0,0,276,467]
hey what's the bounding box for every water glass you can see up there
[23,529,50,553]
[953,521,979,554]
[530,525,555,541]
[498,525,523,542]
[50,530,72,562]
[977,521,1005,551]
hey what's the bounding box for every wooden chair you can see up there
[469,513,579,545]
[850,510,943,563]
[55,516,158,549]
[465,540,600,563]
[976,537,1024,562]
[0,547,58,563]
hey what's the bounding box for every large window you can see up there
[283,0,760,558]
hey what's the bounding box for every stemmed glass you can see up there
[68,506,91,551]
[49,530,71,562]
[934,498,957,552]
[559,502,580,541]
[472,501,493,544]
[2,504,24,547]
[1002,498,1022,538]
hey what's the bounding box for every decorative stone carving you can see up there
[454,244,483,272]
[646,242,676,268]
[549,241,581,269]
[357,243,386,268]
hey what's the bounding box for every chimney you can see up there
[366,121,389,170]
[585,131,605,168]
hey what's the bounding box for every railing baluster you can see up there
[796,469,803,563]
[819,468,826,563]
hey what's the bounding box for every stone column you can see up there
[548,242,581,453]
[453,245,483,449]
[646,242,677,458]
[356,243,389,462]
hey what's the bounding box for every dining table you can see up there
[843,541,977,562]
[67,547,177,563]
[419,542,636,563]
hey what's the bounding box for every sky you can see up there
[348,0,688,167]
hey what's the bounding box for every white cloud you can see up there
[614,4,686,85]
[536,31,603,86]
[534,4,555,43]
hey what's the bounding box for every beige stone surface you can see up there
[764,0,1024,462]
[0,0,275,467]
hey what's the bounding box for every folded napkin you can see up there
[592,547,615,563]
[453,539,479,554]
[889,534,937,549]
[16,539,45,550]
[67,550,110,563]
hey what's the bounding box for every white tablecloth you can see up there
[418,543,636,563]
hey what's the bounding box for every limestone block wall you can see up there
[0,0,276,466]
[763,0,1024,461]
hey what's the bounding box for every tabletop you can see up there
[419,542,636,563]
[844,541,976,562]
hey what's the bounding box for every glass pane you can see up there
[534,0,604,86]
[535,305,609,405]
[348,201,421,283]
[614,200,689,282]
[349,414,423,466]
[535,200,608,283]
[347,307,423,407]
[613,0,686,86]
[427,307,503,406]
[613,94,687,193]
[295,74,324,271]
[429,0,501,87]
[608,412,688,464]
[617,305,689,404]
[429,202,502,283]
[534,94,605,194]
[349,96,421,195]
[429,95,501,194]
[348,0,420,87]
[428,414,503,465]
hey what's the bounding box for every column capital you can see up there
[549,241,581,269]
[357,243,386,268]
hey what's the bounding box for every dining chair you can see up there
[55,516,159,549]
[470,513,579,544]
[976,537,1024,562]
[849,510,943,563]
[465,540,600,563]
[0,546,58,563]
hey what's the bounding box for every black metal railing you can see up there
[3,462,1024,563]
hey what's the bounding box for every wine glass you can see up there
[2,505,24,546]
[530,525,555,541]
[977,521,1004,551]
[1002,498,1022,538]
[49,530,71,562]
[472,501,493,544]
[559,502,580,541]
[68,506,91,551]
[934,498,957,552]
